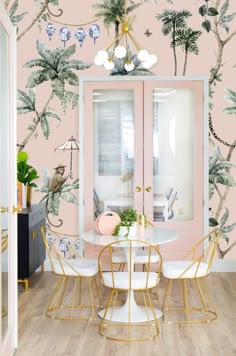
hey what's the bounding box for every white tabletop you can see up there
[80,227,178,247]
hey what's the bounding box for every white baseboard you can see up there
[211,259,236,272]
[38,258,236,273]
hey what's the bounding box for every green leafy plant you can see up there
[113,208,137,236]
[17,151,39,187]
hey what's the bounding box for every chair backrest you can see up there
[181,228,222,277]
[98,239,162,289]
[40,225,81,276]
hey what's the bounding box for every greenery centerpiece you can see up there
[113,208,137,237]
[17,151,39,206]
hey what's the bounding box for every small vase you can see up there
[118,223,137,238]
[26,186,32,207]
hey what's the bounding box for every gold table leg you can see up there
[41,262,45,272]
[18,278,29,291]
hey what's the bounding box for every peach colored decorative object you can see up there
[95,211,121,235]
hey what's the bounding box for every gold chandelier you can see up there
[94,0,157,72]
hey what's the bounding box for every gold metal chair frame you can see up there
[40,226,101,321]
[98,239,162,342]
[162,228,222,324]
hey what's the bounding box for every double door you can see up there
[80,77,208,259]
[0,3,17,355]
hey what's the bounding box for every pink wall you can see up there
[9,0,236,259]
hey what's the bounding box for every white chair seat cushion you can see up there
[52,258,98,277]
[112,249,159,264]
[102,272,159,289]
[162,261,209,279]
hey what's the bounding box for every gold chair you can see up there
[162,228,222,324]
[40,226,101,320]
[98,239,162,342]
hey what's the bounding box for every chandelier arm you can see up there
[106,32,123,51]
[127,31,142,51]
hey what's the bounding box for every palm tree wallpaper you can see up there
[3,0,236,260]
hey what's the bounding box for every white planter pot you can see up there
[118,223,137,238]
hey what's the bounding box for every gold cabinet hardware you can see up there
[135,186,142,192]
[32,230,36,239]
[0,206,8,213]
[145,186,152,192]
[13,206,22,213]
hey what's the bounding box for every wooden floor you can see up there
[15,272,236,356]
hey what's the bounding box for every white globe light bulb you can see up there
[94,50,108,65]
[114,46,126,59]
[149,54,158,65]
[124,61,135,72]
[142,54,158,69]
[138,49,149,62]
[142,60,152,69]
[104,59,115,70]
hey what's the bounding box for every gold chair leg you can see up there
[162,279,172,320]
[181,279,190,321]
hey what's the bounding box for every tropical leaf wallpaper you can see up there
[3,0,236,259]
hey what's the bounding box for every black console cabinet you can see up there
[17,203,46,289]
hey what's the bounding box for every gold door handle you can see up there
[145,186,152,192]
[13,206,22,213]
[0,207,8,213]
[135,186,142,192]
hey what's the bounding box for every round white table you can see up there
[80,227,178,322]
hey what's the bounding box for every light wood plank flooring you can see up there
[15,272,236,356]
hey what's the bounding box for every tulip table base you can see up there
[98,291,163,322]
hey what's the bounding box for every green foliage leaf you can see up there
[199,5,207,17]
[207,7,219,16]
[17,151,28,162]
[17,106,34,114]
[40,114,50,139]
[57,44,76,66]
[118,208,137,226]
[24,58,53,69]
[36,40,55,67]
[202,20,211,32]
[44,111,61,123]
[11,12,28,24]
[209,183,214,200]
[220,13,236,23]
[48,191,60,216]
[9,0,18,16]
[17,89,35,112]
[214,173,236,186]
[223,106,236,115]
[209,217,218,227]
[17,160,39,186]
[210,161,234,173]
[52,78,65,99]
[219,22,229,33]
[61,192,78,204]
[26,68,56,88]
[219,0,229,20]
[222,223,236,233]
[220,208,229,227]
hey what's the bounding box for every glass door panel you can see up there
[144,80,205,256]
[93,89,134,216]
[82,81,143,232]
[152,87,194,222]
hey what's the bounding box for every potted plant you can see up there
[113,208,137,238]
[17,151,39,206]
